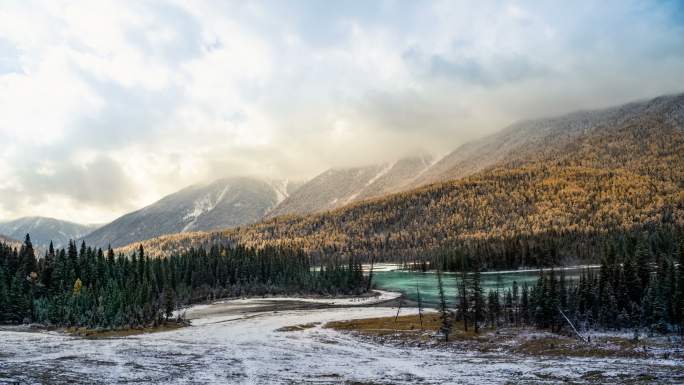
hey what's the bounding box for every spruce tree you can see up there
[469,266,484,333]
[436,268,451,342]
[675,240,684,333]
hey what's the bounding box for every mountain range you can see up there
[0,217,99,248]
[82,154,437,248]
[117,93,684,262]
[3,93,682,255]
[81,177,301,248]
[267,154,433,218]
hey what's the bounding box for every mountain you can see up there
[83,177,299,248]
[0,217,99,248]
[120,94,684,265]
[268,154,433,217]
[413,94,684,187]
[0,234,21,249]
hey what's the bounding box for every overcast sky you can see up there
[0,0,683,224]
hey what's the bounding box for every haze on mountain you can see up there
[0,217,98,248]
[82,177,300,248]
[121,93,684,261]
[2,1,683,227]
[268,154,433,218]
[415,94,684,186]
[80,154,439,248]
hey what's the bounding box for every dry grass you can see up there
[66,321,187,339]
[325,314,680,360]
[275,322,321,332]
[513,336,648,358]
[325,313,489,342]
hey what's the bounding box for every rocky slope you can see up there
[119,94,684,262]
[83,177,299,248]
[268,154,433,217]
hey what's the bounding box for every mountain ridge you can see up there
[82,176,300,248]
[413,92,684,187]
[0,217,98,248]
[116,93,684,263]
[268,154,434,218]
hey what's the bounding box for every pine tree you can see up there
[41,241,55,291]
[521,282,530,325]
[675,240,684,333]
[436,268,451,342]
[19,234,37,277]
[0,264,8,322]
[635,236,651,293]
[7,275,29,323]
[458,269,469,332]
[416,283,424,329]
[469,266,484,333]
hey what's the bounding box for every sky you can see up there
[0,0,683,224]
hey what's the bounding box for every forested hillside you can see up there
[120,94,684,268]
[413,93,683,187]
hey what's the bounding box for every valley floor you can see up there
[1,293,683,384]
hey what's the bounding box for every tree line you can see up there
[0,235,366,329]
[423,224,682,271]
[434,232,684,341]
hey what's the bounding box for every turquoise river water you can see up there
[371,266,598,306]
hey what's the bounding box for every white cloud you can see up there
[0,0,683,223]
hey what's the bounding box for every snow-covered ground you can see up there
[187,289,401,310]
[1,295,683,384]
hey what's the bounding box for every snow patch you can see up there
[267,179,291,205]
[365,161,396,187]
[181,184,230,232]
[343,192,360,205]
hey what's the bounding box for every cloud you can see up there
[0,154,137,224]
[18,156,134,206]
[0,0,683,223]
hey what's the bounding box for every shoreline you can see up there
[325,313,684,361]
[370,264,602,274]
[3,292,683,384]
[0,289,404,338]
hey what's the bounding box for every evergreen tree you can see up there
[469,266,484,333]
[0,237,368,329]
[675,241,684,332]
[436,268,451,342]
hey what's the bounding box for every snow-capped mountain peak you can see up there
[82,176,297,248]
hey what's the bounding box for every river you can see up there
[371,265,599,306]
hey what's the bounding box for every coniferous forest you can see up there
[433,231,684,338]
[0,235,366,329]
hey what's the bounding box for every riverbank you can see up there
[0,290,400,339]
[325,313,684,360]
[2,291,683,384]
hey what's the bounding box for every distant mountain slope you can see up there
[121,94,684,264]
[0,217,98,248]
[84,177,297,248]
[0,234,21,249]
[268,155,433,217]
[413,93,684,187]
